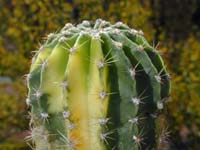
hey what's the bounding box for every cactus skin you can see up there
[26,19,170,150]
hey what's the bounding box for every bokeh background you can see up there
[0,0,199,149]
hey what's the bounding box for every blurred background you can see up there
[0,0,199,149]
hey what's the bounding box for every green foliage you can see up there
[0,143,28,150]
[0,0,153,78]
[167,35,200,148]
[0,80,28,149]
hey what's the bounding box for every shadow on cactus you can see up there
[26,19,171,150]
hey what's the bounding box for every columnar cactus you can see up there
[26,19,170,150]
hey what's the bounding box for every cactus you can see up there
[26,19,170,150]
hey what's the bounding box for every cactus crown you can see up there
[26,19,170,150]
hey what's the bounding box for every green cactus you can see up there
[26,19,170,150]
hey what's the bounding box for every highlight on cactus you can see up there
[26,19,171,150]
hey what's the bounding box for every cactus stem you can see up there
[27,20,170,149]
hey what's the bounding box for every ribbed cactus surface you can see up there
[26,19,170,150]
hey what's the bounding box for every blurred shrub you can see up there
[0,144,28,150]
[0,80,28,148]
[0,0,153,78]
[167,35,200,149]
